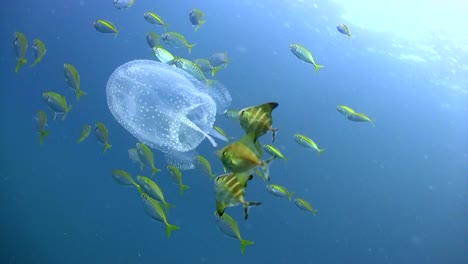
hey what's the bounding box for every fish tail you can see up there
[166,223,180,238]
[348,34,352,40]
[39,131,49,145]
[211,66,222,77]
[209,173,216,180]
[206,79,217,87]
[61,104,72,121]
[194,24,201,32]
[104,143,112,153]
[114,31,119,39]
[53,113,58,121]
[312,209,319,216]
[243,201,262,220]
[163,24,168,31]
[288,192,295,201]
[135,184,144,194]
[76,89,87,101]
[271,127,279,143]
[164,201,174,211]
[151,167,161,176]
[240,239,254,254]
[30,59,39,68]
[187,43,196,54]
[15,58,27,73]
[179,184,190,195]
[317,148,326,155]
[314,64,324,73]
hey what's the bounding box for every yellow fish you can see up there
[94,122,112,152]
[239,102,279,143]
[167,165,190,195]
[214,211,254,254]
[293,134,325,154]
[76,124,91,143]
[141,193,180,237]
[34,110,49,144]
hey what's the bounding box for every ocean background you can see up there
[1,0,467,263]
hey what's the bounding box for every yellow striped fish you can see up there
[141,193,180,237]
[214,211,254,254]
[214,172,260,220]
[239,102,279,143]
[293,134,325,154]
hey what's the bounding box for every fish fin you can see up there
[348,34,352,40]
[187,43,196,54]
[61,104,72,121]
[114,31,119,39]
[151,167,161,176]
[76,89,87,101]
[314,64,324,73]
[15,58,27,73]
[239,132,258,154]
[135,184,144,194]
[164,202,174,211]
[30,59,40,68]
[104,143,112,153]
[240,239,254,254]
[39,131,49,145]
[288,192,295,201]
[163,24,168,31]
[260,155,277,181]
[53,113,58,120]
[259,102,279,113]
[211,66,222,77]
[317,148,326,155]
[216,201,226,217]
[194,24,201,32]
[243,201,262,220]
[312,209,319,216]
[166,224,180,238]
[179,184,190,195]
[271,128,279,143]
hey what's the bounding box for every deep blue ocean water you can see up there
[1,0,467,263]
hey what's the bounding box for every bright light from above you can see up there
[334,0,468,40]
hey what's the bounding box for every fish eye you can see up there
[240,110,245,116]
[222,151,227,156]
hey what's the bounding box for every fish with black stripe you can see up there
[214,172,261,220]
[238,102,279,143]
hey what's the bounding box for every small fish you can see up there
[293,134,325,154]
[112,169,138,186]
[214,211,254,254]
[13,32,28,73]
[141,193,180,237]
[193,58,221,77]
[42,92,72,121]
[136,142,161,176]
[213,126,232,141]
[239,102,279,143]
[137,175,172,209]
[146,32,160,48]
[263,144,286,161]
[167,165,190,195]
[346,112,375,126]
[94,122,112,152]
[76,124,91,143]
[266,184,294,200]
[289,43,324,72]
[143,12,168,30]
[64,63,86,101]
[336,105,356,117]
[195,155,216,179]
[173,58,214,85]
[30,39,46,67]
[152,46,175,64]
[294,198,318,215]
[217,132,276,181]
[337,24,351,39]
[209,52,229,68]
[128,148,144,170]
[113,0,136,10]
[161,32,196,54]
[189,9,206,32]
[34,110,49,145]
[93,19,119,37]
[214,172,261,220]
[224,109,240,120]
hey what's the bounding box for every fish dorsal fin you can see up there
[259,102,279,113]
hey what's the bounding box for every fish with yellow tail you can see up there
[64,63,86,101]
[239,102,279,143]
[111,169,138,187]
[161,32,196,54]
[294,198,318,215]
[140,193,180,238]
[76,124,91,143]
[173,57,215,86]
[337,24,352,39]
[137,175,172,210]
[34,110,49,144]
[93,19,119,37]
[42,92,72,121]
[30,39,46,67]
[195,155,216,179]
[13,32,28,73]
[167,165,190,195]
[263,144,287,161]
[293,134,325,154]
[94,122,112,152]
[217,132,276,181]
[214,211,254,254]
[136,142,161,176]
[266,184,294,201]
[214,172,261,220]
[289,43,324,72]
[144,12,168,30]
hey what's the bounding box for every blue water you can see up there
[1,0,467,263]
